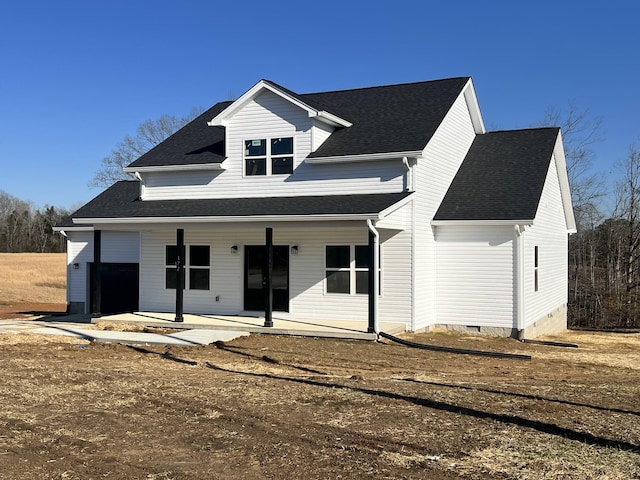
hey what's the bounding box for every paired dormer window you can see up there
[244,137,294,176]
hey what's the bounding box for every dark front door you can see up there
[244,245,289,312]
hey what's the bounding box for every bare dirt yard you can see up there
[0,254,639,479]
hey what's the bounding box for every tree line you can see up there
[0,190,70,253]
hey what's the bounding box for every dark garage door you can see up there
[89,263,139,315]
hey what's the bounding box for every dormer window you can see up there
[245,137,294,176]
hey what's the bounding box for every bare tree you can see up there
[537,102,605,228]
[90,108,203,188]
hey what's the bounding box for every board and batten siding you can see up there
[137,223,410,327]
[522,156,569,327]
[435,225,516,328]
[141,89,405,201]
[413,85,478,330]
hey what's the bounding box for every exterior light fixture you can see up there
[291,245,299,255]
[231,245,238,254]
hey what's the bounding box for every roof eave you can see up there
[72,213,382,225]
[306,150,423,164]
[123,162,226,174]
[431,219,534,227]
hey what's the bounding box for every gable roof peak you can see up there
[208,78,352,128]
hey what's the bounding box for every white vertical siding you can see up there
[435,226,515,328]
[66,231,93,305]
[137,223,410,327]
[522,157,569,327]
[141,90,405,200]
[413,86,477,330]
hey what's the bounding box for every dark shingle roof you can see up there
[303,77,470,157]
[127,77,470,168]
[128,102,231,168]
[434,128,560,221]
[58,181,411,225]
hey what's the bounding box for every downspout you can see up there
[402,157,413,192]
[367,219,380,335]
[514,224,525,339]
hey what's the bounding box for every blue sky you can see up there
[1,0,638,212]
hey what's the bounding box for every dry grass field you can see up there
[0,253,639,479]
[0,252,66,317]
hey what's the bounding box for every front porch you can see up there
[93,311,406,341]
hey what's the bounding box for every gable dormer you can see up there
[208,80,352,167]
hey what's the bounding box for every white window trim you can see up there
[243,136,295,177]
[534,245,539,292]
[324,244,382,296]
[165,243,212,291]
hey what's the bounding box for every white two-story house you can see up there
[56,77,576,338]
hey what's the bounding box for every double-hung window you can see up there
[165,245,211,290]
[245,137,293,176]
[325,245,380,295]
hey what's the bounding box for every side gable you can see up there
[433,127,575,230]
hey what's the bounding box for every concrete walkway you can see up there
[0,318,248,346]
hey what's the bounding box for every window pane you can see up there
[326,246,350,268]
[356,271,369,294]
[165,268,177,289]
[272,157,293,175]
[166,245,177,266]
[355,245,370,268]
[190,245,210,266]
[326,271,350,293]
[245,139,266,156]
[246,158,266,176]
[271,137,293,155]
[190,268,210,290]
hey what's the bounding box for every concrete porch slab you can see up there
[93,311,406,341]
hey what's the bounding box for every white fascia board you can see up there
[462,78,486,134]
[123,162,225,174]
[431,219,534,227]
[552,132,578,233]
[52,226,94,234]
[309,110,352,128]
[378,193,414,218]
[306,150,422,164]
[73,213,380,225]
[208,80,351,128]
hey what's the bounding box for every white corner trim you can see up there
[305,151,422,164]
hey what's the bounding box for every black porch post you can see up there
[175,228,185,322]
[91,229,102,317]
[367,228,376,334]
[264,227,273,327]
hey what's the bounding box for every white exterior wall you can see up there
[138,223,410,327]
[141,90,405,200]
[522,157,569,327]
[413,88,478,330]
[66,231,93,305]
[435,225,515,328]
[101,231,140,263]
